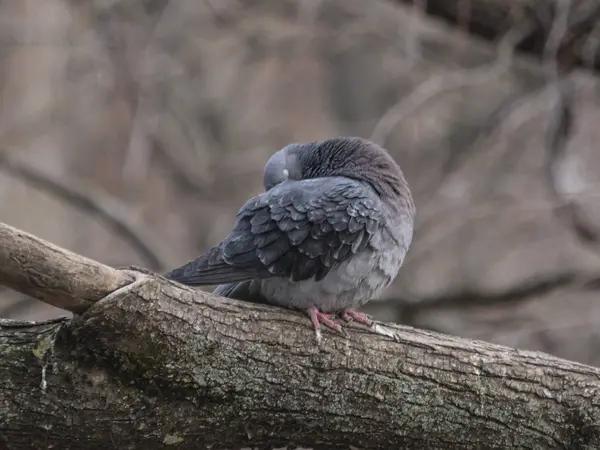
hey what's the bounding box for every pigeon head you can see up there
[264,136,414,213]
[262,143,305,191]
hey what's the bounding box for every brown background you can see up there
[2,0,600,366]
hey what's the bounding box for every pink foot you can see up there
[341,310,373,327]
[307,306,342,343]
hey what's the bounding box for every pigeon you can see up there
[166,136,415,342]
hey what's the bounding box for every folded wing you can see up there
[165,177,382,286]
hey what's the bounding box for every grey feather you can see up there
[166,136,415,315]
[212,280,264,303]
[167,177,381,285]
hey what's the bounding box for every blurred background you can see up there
[1,0,600,366]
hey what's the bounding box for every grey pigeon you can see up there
[166,136,415,342]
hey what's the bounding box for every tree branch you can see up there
[542,0,600,250]
[0,222,133,314]
[370,22,533,146]
[396,0,600,72]
[1,220,600,449]
[0,152,166,271]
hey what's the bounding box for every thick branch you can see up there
[0,222,132,313]
[1,221,600,449]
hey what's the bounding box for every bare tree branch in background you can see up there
[1,221,600,449]
[0,152,166,271]
[370,21,534,145]
[361,0,600,352]
[395,0,600,72]
[543,0,600,247]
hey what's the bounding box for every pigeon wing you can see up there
[165,177,382,285]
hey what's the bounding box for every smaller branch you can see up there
[396,0,600,72]
[543,80,600,244]
[542,0,600,247]
[385,270,584,311]
[0,222,133,313]
[153,139,215,199]
[370,22,533,145]
[0,153,166,271]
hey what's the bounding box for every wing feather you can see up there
[165,177,383,285]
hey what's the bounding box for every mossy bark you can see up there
[1,273,600,449]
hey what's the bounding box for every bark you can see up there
[0,223,133,313]
[1,222,600,450]
[398,0,600,71]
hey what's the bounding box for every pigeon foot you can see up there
[341,310,373,327]
[307,306,343,344]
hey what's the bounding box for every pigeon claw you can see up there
[341,310,373,327]
[307,306,343,344]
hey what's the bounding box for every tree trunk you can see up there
[0,222,600,449]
